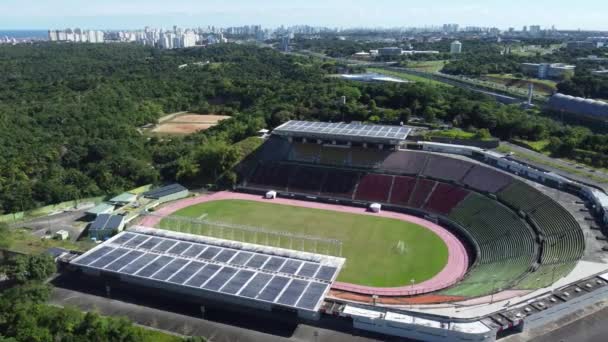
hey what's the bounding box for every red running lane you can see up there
[139,192,469,297]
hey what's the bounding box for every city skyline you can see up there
[2,0,608,31]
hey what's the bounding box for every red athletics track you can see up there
[138,191,469,297]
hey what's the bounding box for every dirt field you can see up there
[150,113,231,135]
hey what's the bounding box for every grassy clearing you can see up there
[406,60,447,73]
[367,67,448,87]
[165,199,449,287]
[5,229,95,255]
[483,74,557,95]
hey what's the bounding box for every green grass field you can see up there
[164,199,449,287]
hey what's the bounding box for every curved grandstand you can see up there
[238,133,585,300]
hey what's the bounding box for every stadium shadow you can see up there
[51,272,298,337]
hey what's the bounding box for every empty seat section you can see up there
[515,262,578,290]
[354,174,393,202]
[319,147,349,166]
[289,143,321,163]
[422,155,473,182]
[288,166,326,194]
[381,151,429,175]
[249,163,292,190]
[527,201,580,236]
[462,165,513,193]
[408,179,436,208]
[389,176,417,205]
[350,148,390,168]
[321,170,360,199]
[424,183,470,215]
[498,181,549,212]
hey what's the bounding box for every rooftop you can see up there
[86,202,114,215]
[144,183,188,199]
[71,226,344,313]
[273,120,411,145]
[110,192,138,203]
[90,214,124,231]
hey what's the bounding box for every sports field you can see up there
[165,199,449,288]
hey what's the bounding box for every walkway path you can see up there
[139,192,469,297]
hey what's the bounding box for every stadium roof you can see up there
[272,121,411,145]
[90,214,124,231]
[71,227,344,313]
[143,184,188,199]
[548,93,608,119]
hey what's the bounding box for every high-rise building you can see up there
[450,40,462,54]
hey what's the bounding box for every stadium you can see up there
[67,120,608,342]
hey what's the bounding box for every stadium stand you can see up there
[321,169,361,199]
[444,193,536,296]
[462,165,513,193]
[422,155,473,183]
[408,178,437,208]
[320,147,350,166]
[389,176,417,206]
[381,151,429,175]
[290,143,321,163]
[497,181,549,212]
[288,165,326,194]
[354,174,393,202]
[424,183,470,215]
[515,262,578,289]
[248,162,291,190]
[350,148,390,168]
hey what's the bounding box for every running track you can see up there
[139,192,469,296]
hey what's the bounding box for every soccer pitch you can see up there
[163,199,449,287]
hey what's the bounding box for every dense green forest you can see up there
[2,42,608,214]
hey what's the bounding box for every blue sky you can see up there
[1,0,607,30]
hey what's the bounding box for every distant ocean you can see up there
[0,30,48,40]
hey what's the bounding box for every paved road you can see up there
[530,306,608,342]
[10,207,90,241]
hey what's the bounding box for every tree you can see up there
[0,223,12,250]
[2,254,56,284]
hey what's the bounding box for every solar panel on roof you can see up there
[258,276,290,302]
[273,120,410,143]
[279,259,302,274]
[186,264,222,288]
[167,242,191,255]
[137,255,174,277]
[71,230,342,314]
[200,246,221,260]
[181,244,206,258]
[203,267,238,291]
[75,246,113,265]
[296,282,328,310]
[214,249,237,263]
[262,257,286,272]
[240,273,273,298]
[105,250,144,272]
[315,266,337,281]
[90,248,127,268]
[168,261,206,285]
[152,258,190,281]
[277,279,308,306]
[220,270,256,294]
[152,239,178,253]
[122,253,158,275]
[296,263,320,278]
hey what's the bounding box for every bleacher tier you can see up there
[290,143,321,163]
[443,193,536,296]
[408,179,436,208]
[424,183,470,215]
[319,148,350,167]
[422,155,473,183]
[461,165,513,193]
[249,163,291,190]
[389,176,417,206]
[288,166,326,194]
[321,170,360,199]
[354,174,393,202]
[350,149,390,168]
[381,151,429,175]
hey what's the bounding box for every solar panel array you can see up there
[72,231,340,312]
[144,184,188,199]
[90,214,124,231]
[273,121,411,142]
